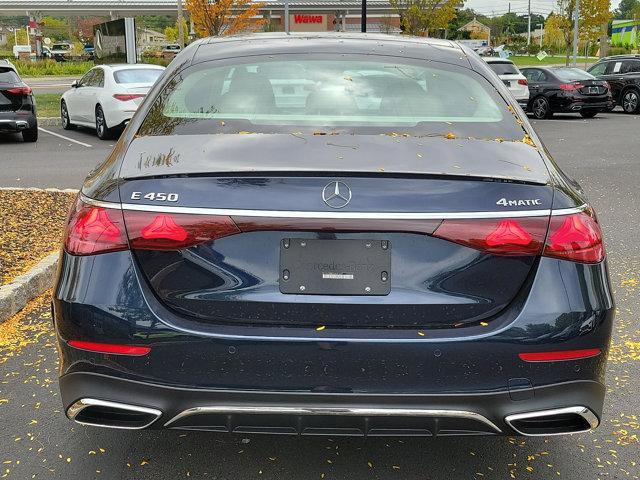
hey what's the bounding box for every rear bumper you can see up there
[60,372,604,436]
[561,100,614,112]
[0,114,35,132]
[53,250,615,436]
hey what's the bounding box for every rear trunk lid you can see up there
[118,134,552,329]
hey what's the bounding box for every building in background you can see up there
[137,27,165,46]
[611,19,639,48]
[457,18,491,44]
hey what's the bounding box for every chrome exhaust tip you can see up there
[67,398,161,430]
[505,406,598,436]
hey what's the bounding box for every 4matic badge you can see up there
[496,198,542,207]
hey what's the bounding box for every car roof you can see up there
[483,57,514,64]
[600,54,640,60]
[192,33,469,67]
[0,59,18,73]
[99,64,165,71]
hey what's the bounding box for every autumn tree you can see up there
[186,0,265,37]
[389,0,458,36]
[550,0,611,64]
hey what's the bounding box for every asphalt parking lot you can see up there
[0,111,638,479]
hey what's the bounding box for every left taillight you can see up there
[64,197,128,255]
[113,93,145,101]
[123,211,240,250]
[5,85,32,95]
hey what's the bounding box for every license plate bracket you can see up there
[279,239,391,295]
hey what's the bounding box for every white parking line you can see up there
[38,127,93,148]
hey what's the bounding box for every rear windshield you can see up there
[53,44,70,50]
[487,62,519,75]
[0,68,20,83]
[114,68,163,84]
[138,55,525,139]
[553,68,595,81]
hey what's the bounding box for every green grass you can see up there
[510,55,596,67]
[34,93,61,118]
[14,60,95,77]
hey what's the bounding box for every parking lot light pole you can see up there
[177,0,185,49]
[285,0,290,33]
[572,0,580,67]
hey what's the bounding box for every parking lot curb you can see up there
[0,252,58,324]
[38,117,61,126]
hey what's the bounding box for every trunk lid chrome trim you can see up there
[81,194,586,220]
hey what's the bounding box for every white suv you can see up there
[484,57,529,107]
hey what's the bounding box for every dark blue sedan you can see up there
[54,33,614,437]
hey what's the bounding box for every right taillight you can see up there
[543,210,604,263]
[432,210,604,264]
[432,217,547,256]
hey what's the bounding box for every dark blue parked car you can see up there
[54,33,614,437]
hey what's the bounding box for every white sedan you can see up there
[61,64,165,139]
[483,57,530,108]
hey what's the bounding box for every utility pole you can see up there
[284,0,290,33]
[527,0,531,45]
[572,0,580,67]
[177,0,185,49]
[508,2,511,14]
[361,0,367,32]
[538,23,543,48]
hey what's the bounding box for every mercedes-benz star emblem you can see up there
[322,181,352,209]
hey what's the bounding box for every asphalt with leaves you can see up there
[0,111,638,479]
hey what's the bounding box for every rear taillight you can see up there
[64,197,128,255]
[433,217,547,256]
[113,93,145,101]
[559,83,584,91]
[432,210,604,263]
[124,211,240,250]
[5,85,32,95]
[543,210,604,263]
[517,79,528,86]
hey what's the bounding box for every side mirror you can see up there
[71,80,79,88]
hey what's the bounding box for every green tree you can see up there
[550,0,612,64]
[390,0,458,36]
[164,18,189,43]
[614,0,638,19]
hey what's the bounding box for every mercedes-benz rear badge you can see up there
[322,181,352,209]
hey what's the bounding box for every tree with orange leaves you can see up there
[186,0,266,37]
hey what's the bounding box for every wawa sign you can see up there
[290,13,327,31]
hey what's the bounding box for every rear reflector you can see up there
[68,340,150,356]
[64,197,128,255]
[519,348,601,362]
[113,93,145,101]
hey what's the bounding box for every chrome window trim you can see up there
[164,405,502,432]
[67,398,162,430]
[80,194,587,220]
[504,406,599,436]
